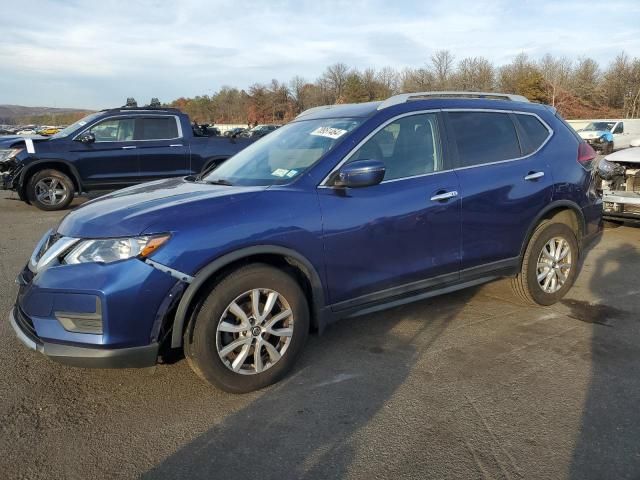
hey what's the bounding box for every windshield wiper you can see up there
[204,178,234,186]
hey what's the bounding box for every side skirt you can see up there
[326,257,519,321]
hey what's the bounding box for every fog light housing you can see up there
[55,298,103,334]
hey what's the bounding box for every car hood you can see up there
[0,135,48,148]
[604,147,640,164]
[57,177,267,238]
[579,130,608,139]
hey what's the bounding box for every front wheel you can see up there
[510,221,580,306]
[26,169,75,211]
[184,264,309,393]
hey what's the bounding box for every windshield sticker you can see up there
[272,168,290,177]
[24,138,35,154]
[310,126,348,140]
[286,169,298,178]
[78,121,87,126]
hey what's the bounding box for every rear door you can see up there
[135,116,189,181]
[70,116,139,187]
[445,110,554,272]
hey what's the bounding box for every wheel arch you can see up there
[519,200,585,266]
[19,159,83,197]
[170,246,327,348]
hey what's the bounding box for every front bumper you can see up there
[603,191,640,221]
[10,306,159,368]
[0,161,22,190]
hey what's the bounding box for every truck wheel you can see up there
[510,221,579,306]
[27,169,75,211]
[184,264,309,393]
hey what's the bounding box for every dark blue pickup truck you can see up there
[0,105,254,210]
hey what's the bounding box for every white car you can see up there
[599,147,640,223]
[17,129,37,135]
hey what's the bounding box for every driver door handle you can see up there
[430,190,458,202]
[524,171,544,181]
[122,146,137,150]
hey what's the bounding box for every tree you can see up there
[454,56,495,91]
[499,53,548,103]
[538,54,572,107]
[431,50,455,90]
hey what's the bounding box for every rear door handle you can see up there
[430,190,458,202]
[169,144,183,147]
[524,171,544,181]
[122,146,137,150]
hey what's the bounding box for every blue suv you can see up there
[10,92,602,393]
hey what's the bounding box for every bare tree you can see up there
[431,50,455,90]
[454,56,495,91]
[539,54,573,107]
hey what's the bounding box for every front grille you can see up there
[14,307,39,343]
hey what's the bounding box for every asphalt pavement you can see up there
[1,190,639,480]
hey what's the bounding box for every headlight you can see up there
[63,234,170,265]
[0,147,23,162]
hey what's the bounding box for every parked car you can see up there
[242,124,280,138]
[17,129,37,135]
[10,91,602,393]
[37,127,61,136]
[576,120,640,153]
[0,104,256,210]
[597,147,640,224]
[224,127,247,137]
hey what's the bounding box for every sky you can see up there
[0,0,639,109]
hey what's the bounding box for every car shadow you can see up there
[568,238,640,479]
[141,287,480,480]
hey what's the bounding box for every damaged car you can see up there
[0,100,255,211]
[598,147,640,224]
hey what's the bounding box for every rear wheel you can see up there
[184,264,309,393]
[26,169,74,211]
[511,221,579,305]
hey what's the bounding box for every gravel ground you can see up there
[1,190,639,480]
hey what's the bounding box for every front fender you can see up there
[169,245,327,348]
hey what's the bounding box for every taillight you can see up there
[577,141,597,170]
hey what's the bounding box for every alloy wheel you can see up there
[536,236,572,294]
[34,177,69,207]
[216,288,294,375]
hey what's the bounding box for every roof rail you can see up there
[377,91,529,110]
[295,104,340,119]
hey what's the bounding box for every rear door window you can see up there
[135,117,179,140]
[516,114,551,154]
[447,111,521,167]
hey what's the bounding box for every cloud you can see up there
[0,0,638,108]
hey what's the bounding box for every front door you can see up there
[70,117,139,187]
[318,112,461,308]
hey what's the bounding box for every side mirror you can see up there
[77,132,95,144]
[334,159,385,188]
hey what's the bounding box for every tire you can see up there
[184,263,309,393]
[510,221,580,306]
[26,169,75,211]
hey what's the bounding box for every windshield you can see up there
[583,122,615,132]
[203,117,363,186]
[50,112,102,139]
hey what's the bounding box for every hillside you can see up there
[0,104,94,125]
